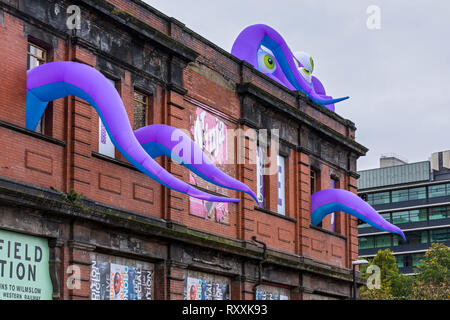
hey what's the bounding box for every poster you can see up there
[184,277,229,300]
[90,260,152,300]
[0,229,53,300]
[189,108,230,223]
[277,155,286,215]
[255,285,290,300]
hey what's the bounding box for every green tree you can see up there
[410,243,450,300]
[359,248,412,300]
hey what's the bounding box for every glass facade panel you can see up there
[430,228,450,242]
[428,184,446,198]
[359,237,374,249]
[392,211,409,224]
[404,231,427,245]
[358,220,370,228]
[408,187,426,200]
[375,235,391,248]
[393,235,399,246]
[409,209,427,222]
[429,206,448,220]
[396,255,406,268]
[391,189,408,203]
[381,213,391,222]
[412,253,425,267]
[371,192,390,205]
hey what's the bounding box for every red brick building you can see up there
[0,0,367,300]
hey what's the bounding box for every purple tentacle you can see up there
[26,61,241,203]
[134,124,258,203]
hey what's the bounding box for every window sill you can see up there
[254,206,297,223]
[0,120,66,147]
[91,151,139,171]
[310,225,347,240]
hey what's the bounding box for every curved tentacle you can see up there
[26,61,242,203]
[311,189,406,240]
[134,124,259,204]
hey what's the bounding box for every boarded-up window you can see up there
[133,90,149,130]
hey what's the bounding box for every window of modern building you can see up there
[357,219,369,228]
[358,212,391,229]
[27,42,47,134]
[359,236,374,249]
[277,155,286,215]
[430,228,450,242]
[412,253,425,267]
[403,230,428,245]
[98,77,117,158]
[428,184,447,198]
[391,187,426,203]
[392,210,410,224]
[408,187,427,201]
[381,212,391,222]
[391,209,427,224]
[133,90,150,130]
[409,209,427,222]
[396,255,406,268]
[391,189,409,203]
[396,253,425,269]
[357,221,370,228]
[367,191,390,205]
[375,234,391,248]
[429,206,449,220]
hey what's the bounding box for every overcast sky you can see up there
[144,0,450,171]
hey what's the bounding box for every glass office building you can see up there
[358,151,450,274]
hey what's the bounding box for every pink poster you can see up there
[189,107,230,223]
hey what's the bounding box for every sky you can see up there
[144,0,450,171]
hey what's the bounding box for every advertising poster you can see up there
[98,118,115,158]
[255,286,290,300]
[0,229,53,300]
[90,260,110,300]
[90,260,152,300]
[189,107,230,223]
[184,276,229,300]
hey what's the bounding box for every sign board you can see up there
[0,229,52,300]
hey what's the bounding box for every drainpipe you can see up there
[251,236,267,300]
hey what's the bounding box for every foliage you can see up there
[410,243,450,300]
[414,243,450,284]
[359,248,411,300]
[359,244,449,300]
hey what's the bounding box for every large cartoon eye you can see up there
[299,67,312,84]
[294,51,314,74]
[257,47,277,74]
